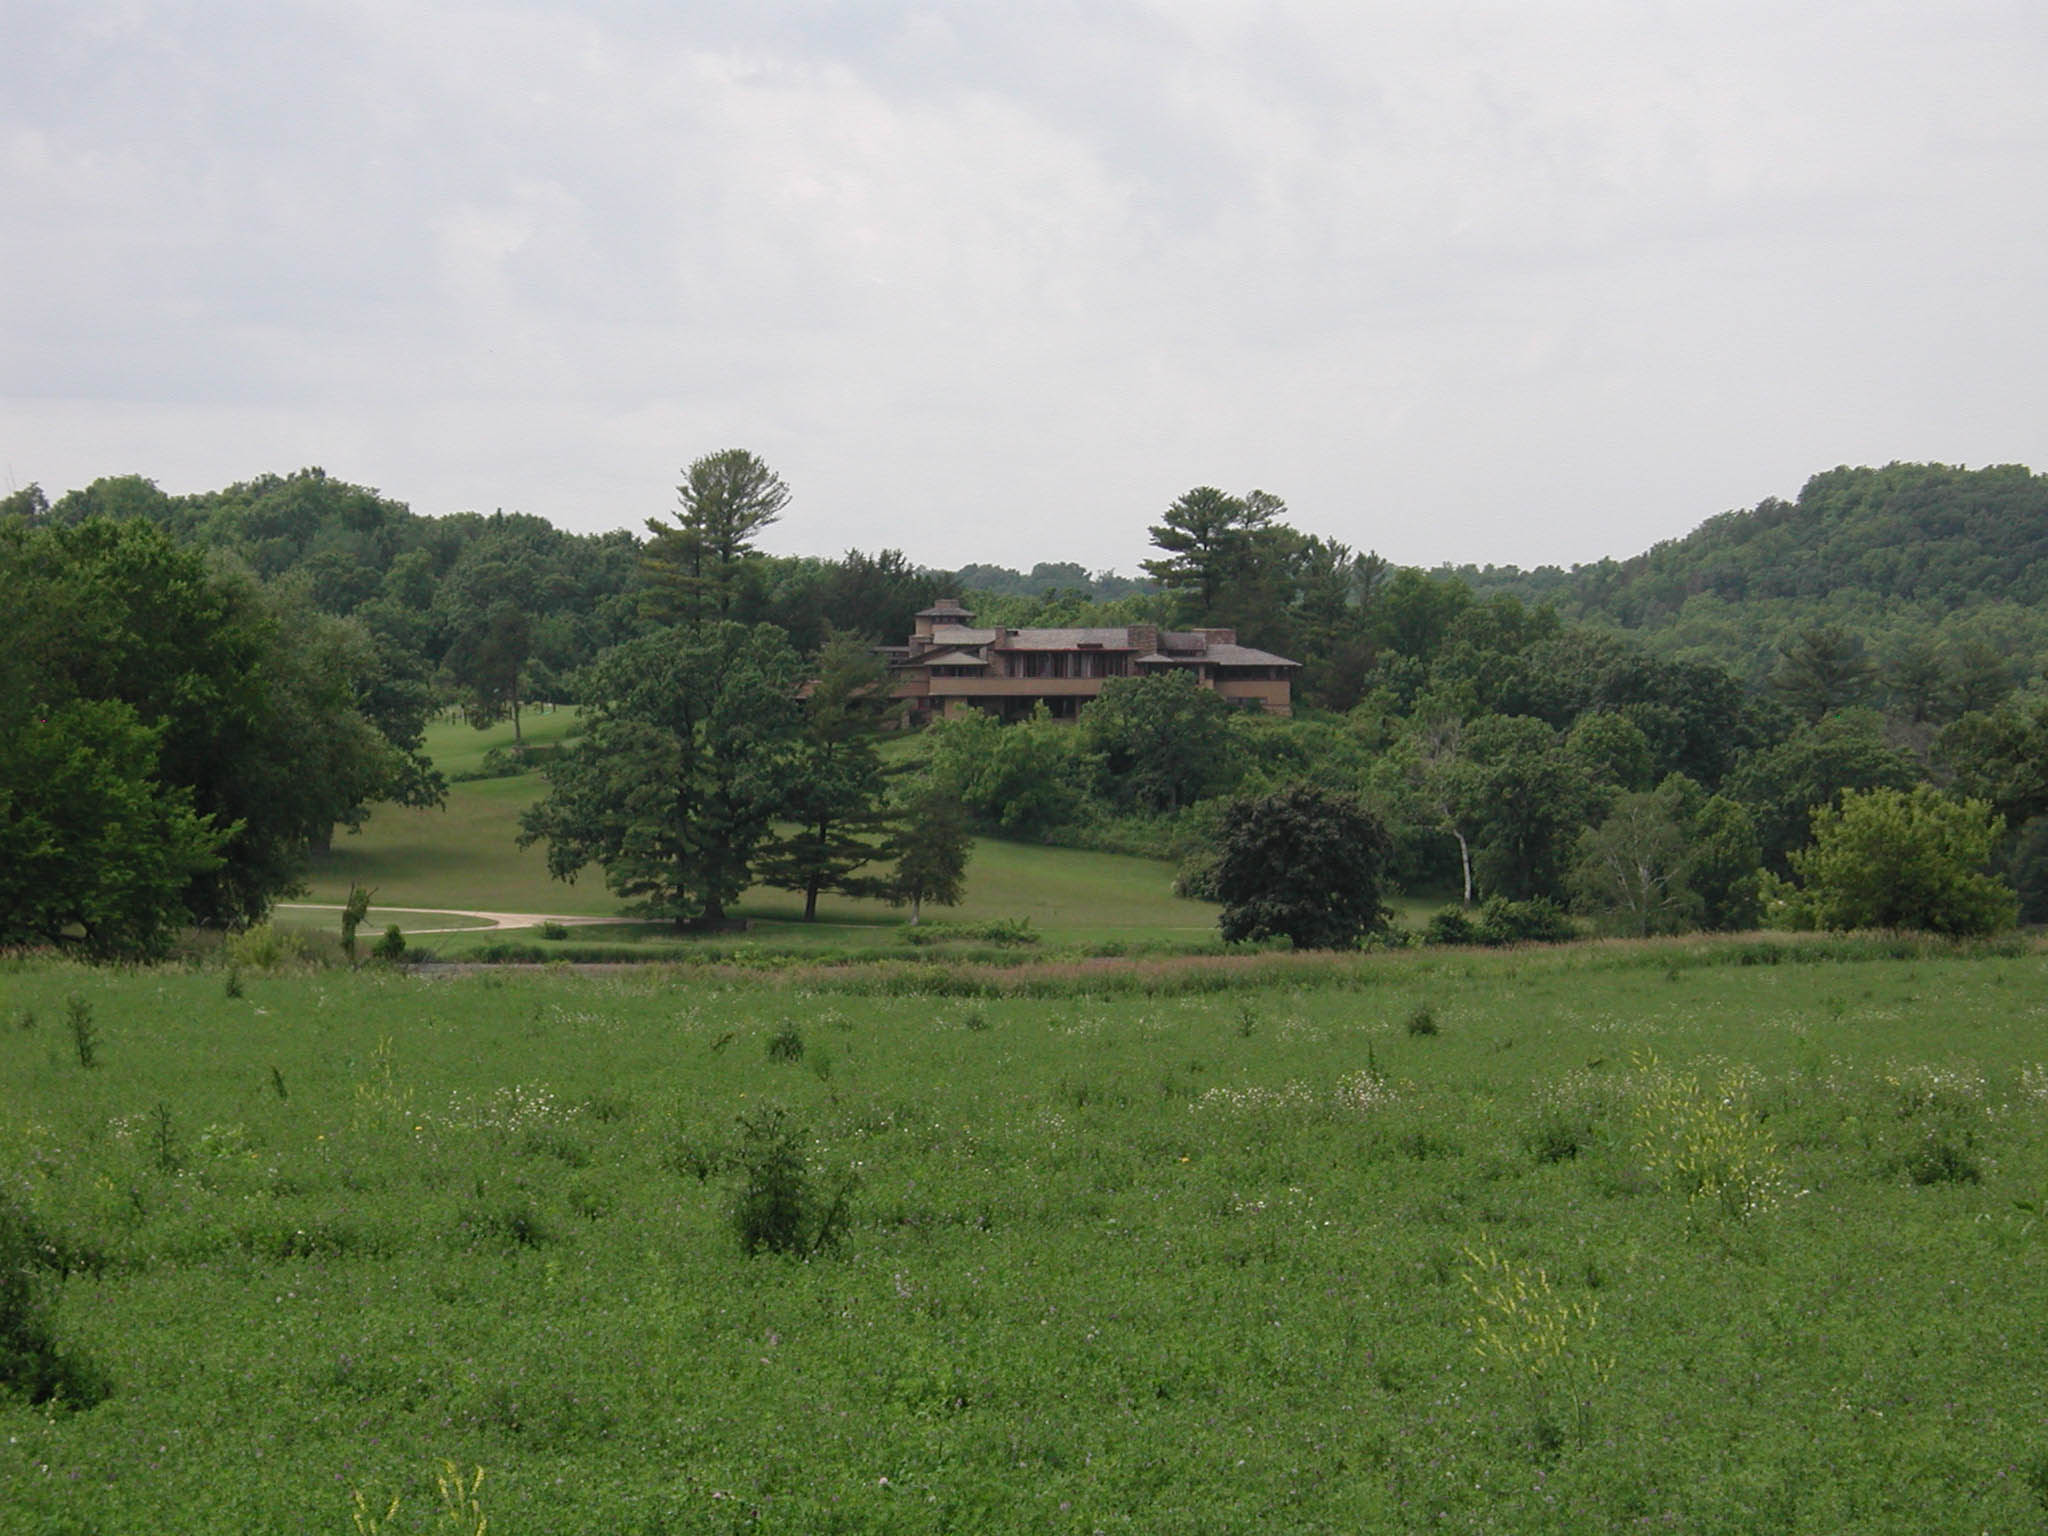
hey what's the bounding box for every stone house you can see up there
[881,599,1297,723]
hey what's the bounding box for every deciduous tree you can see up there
[1,516,413,927]
[0,699,224,957]
[1078,670,1236,814]
[1785,785,2013,935]
[1212,784,1393,949]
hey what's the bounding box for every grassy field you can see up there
[4,938,2047,1531]
[298,715,1230,951]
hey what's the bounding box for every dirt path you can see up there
[277,903,659,935]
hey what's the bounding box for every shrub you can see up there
[226,922,334,970]
[1425,907,1482,946]
[729,1107,854,1258]
[1406,1003,1440,1037]
[1426,899,1574,946]
[539,921,569,941]
[1524,1111,1593,1165]
[766,1022,805,1062]
[371,924,407,964]
[0,1200,110,1408]
[65,996,96,1069]
[1786,785,2015,935]
[1897,1132,1984,1186]
[898,919,1040,948]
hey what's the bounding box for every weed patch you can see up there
[728,1106,854,1258]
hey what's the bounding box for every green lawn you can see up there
[304,715,1225,946]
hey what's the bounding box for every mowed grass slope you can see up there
[4,943,2047,1531]
[302,715,1221,943]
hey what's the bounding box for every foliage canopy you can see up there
[1212,784,1393,949]
[1785,786,2015,936]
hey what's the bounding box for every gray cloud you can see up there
[5,0,2044,572]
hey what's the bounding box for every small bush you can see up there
[222,964,244,999]
[1524,1112,1593,1165]
[1423,899,1578,947]
[0,1200,111,1409]
[448,742,559,782]
[1898,1133,1983,1186]
[1477,897,1578,946]
[66,996,96,1069]
[1426,907,1482,946]
[226,923,334,971]
[539,921,569,941]
[1406,1003,1440,1037]
[461,1198,554,1250]
[729,1106,854,1258]
[899,919,1041,948]
[579,1092,632,1123]
[151,1103,179,1173]
[371,924,407,964]
[766,1022,805,1063]
[663,1130,723,1183]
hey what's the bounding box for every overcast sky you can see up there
[5,2,2044,575]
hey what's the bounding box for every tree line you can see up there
[4,453,2045,956]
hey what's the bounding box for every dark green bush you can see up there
[1475,897,1577,946]
[1524,1112,1593,1165]
[1425,907,1482,946]
[729,1107,853,1258]
[66,996,96,1069]
[1899,1133,1983,1186]
[0,1200,110,1408]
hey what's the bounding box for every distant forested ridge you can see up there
[1455,463,2048,689]
[2,470,1163,670]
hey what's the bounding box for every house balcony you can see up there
[926,677,1109,697]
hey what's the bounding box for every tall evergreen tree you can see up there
[518,622,804,929]
[645,450,790,627]
[757,631,899,920]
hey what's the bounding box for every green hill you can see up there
[1456,463,2048,689]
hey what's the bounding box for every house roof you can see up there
[1202,643,1300,668]
[930,625,1001,645]
[907,649,989,668]
[917,601,976,618]
[1135,645,1297,667]
[996,627,1137,650]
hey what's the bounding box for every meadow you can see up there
[4,937,2048,1533]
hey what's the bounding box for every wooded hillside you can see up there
[1456,463,2048,688]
